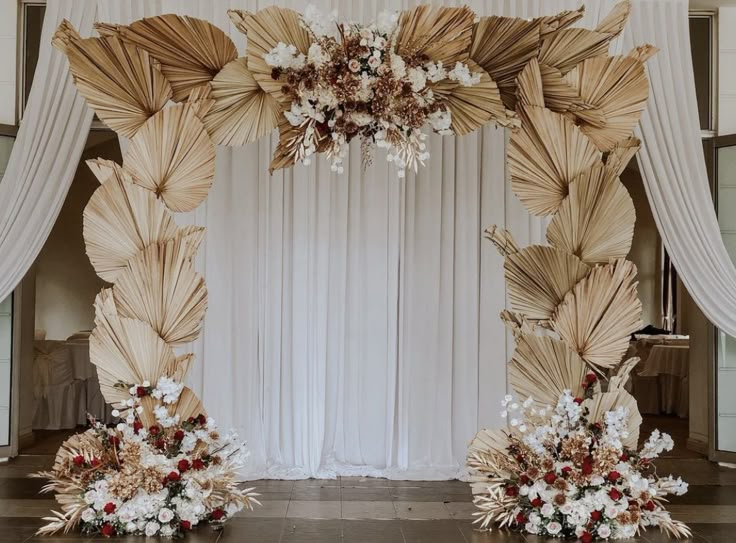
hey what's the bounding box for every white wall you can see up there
[720,8,736,134]
[0,0,16,125]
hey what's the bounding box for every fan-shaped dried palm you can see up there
[484,225,519,256]
[95,15,237,102]
[546,164,635,264]
[83,163,179,282]
[505,245,590,322]
[179,225,206,258]
[500,310,536,338]
[552,259,643,370]
[584,388,641,449]
[565,53,651,151]
[228,7,311,105]
[537,7,585,37]
[609,357,640,391]
[52,21,172,137]
[395,5,474,66]
[538,27,613,75]
[594,0,631,37]
[171,386,207,420]
[628,44,659,63]
[509,106,601,216]
[432,62,514,133]
[203,57,281,146]
[124,102,215,212]
[112,236,207,346]
[540,64,590,113]
[605,136,641,176]
[470,16,542,109]
[468,428,511,459]
[90,290,179,410]
[516,59,545,108]
[509,334,589,409]
[86,158,119,183]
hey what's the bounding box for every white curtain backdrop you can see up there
[0,1,94,303]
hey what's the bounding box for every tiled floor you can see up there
[2,417,735,542]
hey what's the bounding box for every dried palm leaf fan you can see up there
[505,245,590,323]
[90,290,183,421]
[228,7,311,106]
[539,63,590,113]
[269,115,329,173]
[609,356,640,391]
[552,259,643,370]
[203,57,281,146]
[431,61,515,134]
[124,102,215,212]
[546,164,635,265]
[605,136,641,176]
[508,334,590,409]
[395,5,474,66]
[484,226,519,257]
[537,7,585,37]
[137,386,206,426]
[95,14,237,102]
[584,388,642,449]
[83,163,180,282]
[86,158,119,183]
[111,236,208,346]
[52,21,172,138]
[500,310,536,338]
[509,104,601,216]
[565,52,652,152]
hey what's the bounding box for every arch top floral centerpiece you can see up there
[35,1,689,540]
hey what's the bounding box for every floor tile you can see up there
[341,477,394,488]
[457,522,527,542]
[0,478,47,499]
[445,501,478,520]
[400,519,466,543]
[217,518,284,543]
[281,519,342,543]
[292,478,340,488]
[286,500,342,519]
[0,499,58,518]
[667,504,736,523]
[341,500,397,520]
[237,499,289,518]
[341,486,393,501]
[291,486,341,501]
[394,501,452,520]
[342,519,404,542]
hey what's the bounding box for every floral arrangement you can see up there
[33,377,259,538]
[264,6,485,176]
[468,384,690,541]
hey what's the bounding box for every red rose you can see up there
[211,508,225,521]
[90,457,101,467]
[582,458,593,475]
[192,458,205,470]
[609,488,622,501]
[585,372,598,384]
[133,420,143,434]
[155,438,166,450]
[573,397,583,405]
[620,453,628,462]
[590,510,602,521]
[197,414,207,425]
[73,455,85,467]
[136,386,147,398]
[180,520,192,531]
[561,466,572,475]
[168,471,181,482]
[581,531,593,543]
[519,474,530,485]
[178,459,190,473]
[174,430,185,441]
[504,485,518,497]
[103,502,116,514]
[101,523,115,537]
[515,512,526,525]
[149,425,160,436]
[543,472,556,484]
[187,417,196,424]
[608,470,621,482]
[531,497,542,507]
[643,500,656,511]
[109,436,120,448]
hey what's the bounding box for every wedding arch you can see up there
[34,1,689,540]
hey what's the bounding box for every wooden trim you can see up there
[687,436,709,456]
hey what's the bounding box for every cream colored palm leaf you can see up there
[83,162,179,282]
[583,388,641,449]
[111,236,207,346]
[432,62,514,133]
[171,387,207,420]
[52,21,172,137]
[565,53,651,152]
[86,158,119,183]
[505,245,590,322]
[537,7,585,37]
[609,357,640,391]
[508,334,589,408]
[484,225,519,257]
[90,290,179,410]
[124,102,215,212]
[605,136,641,176]
[395,5,474,66]
[547,164,636,264]
[509,106,601,216]
[594,0,631,37]
[538,28,613,75]
[95,15,237,102]
[516,59,545,108]
[228,7,311,105]
[552,259,643,370]
[203,57,281,146]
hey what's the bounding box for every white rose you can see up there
[125,521,137,533]
[597,524,611,538]
[560,503,574,515]
[81,508,97,523]
[160,524,175,537]
[525,522,539,534]
[84,490,97,504]
[145,521,160,536]
[158,508,175,523]
[546,521,562,535]
[541,503,555,518]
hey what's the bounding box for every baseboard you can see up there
[18,431,34,451]
[687,436,708,456]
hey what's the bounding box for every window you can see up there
[18,2,45,121]
[689,11,717,135]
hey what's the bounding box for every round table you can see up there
[635,344,689,418]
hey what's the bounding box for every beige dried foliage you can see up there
[539,27,612,75]
[52,21,171,137]
[594,0,631,37]
[516,59,545,108]
[547,164,636,265]
[565,52,651,151]
[605,136,641,176]
[95,14,237,102]
[111,236,208,346]
[609,357,640,391]
[395,5,474,66]
[124,102,215,213]
[228,7,311,105]
[552,259,643,370]
[203,57,281,146]
[483,226,519,257]
[85,158,119,183]
[83,162,179,282]
[509,106,601,216]
[508,333,590,409]
[584,388,641,448]
[505,245,590,322]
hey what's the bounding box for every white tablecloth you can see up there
[633,344,689,418]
